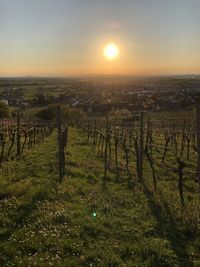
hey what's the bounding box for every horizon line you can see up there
[0,73,200,79]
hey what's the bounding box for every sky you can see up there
[0,0,200,76]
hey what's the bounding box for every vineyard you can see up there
[0,113,53,165]
[0,107,200,266]
[77,111,199,208]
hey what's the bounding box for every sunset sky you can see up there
[0,0,200,76]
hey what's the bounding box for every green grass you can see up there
[0,128,200,266]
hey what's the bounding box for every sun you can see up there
[103,43,119,60]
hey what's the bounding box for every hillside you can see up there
[0,127,200,267]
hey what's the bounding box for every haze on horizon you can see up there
[0,0,200,77]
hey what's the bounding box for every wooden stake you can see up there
[139,112,144,181]
[103,117,109,188]
[177,158,185,207]
[196,104,200,196]
[57,105,63,182]
[16,111,21,157]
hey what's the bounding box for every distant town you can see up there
[0,75,200,115]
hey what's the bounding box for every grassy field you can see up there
[0,127,200,267]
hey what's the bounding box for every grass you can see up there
[0,128,200,266]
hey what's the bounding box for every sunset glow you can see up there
[0,0,200,76]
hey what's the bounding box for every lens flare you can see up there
[92,212,97,217]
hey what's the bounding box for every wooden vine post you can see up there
[177,158,185,207]
[16,111,21,157]
[103,116,109,189]
[145,117,150,152]
[180,119,186,157]
[57,105,64,182]
[139,112,144,181]
[0,133,4,166]
[196,103,200,196]
[114,130,119,181]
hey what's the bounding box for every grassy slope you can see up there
[0,128,199,267]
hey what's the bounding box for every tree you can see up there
[36,104,56,121]
[0,101,9,118]
[36,94,46,105]
[109,108,132,119]
[36,104,85,123]
[63,107,85,123]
